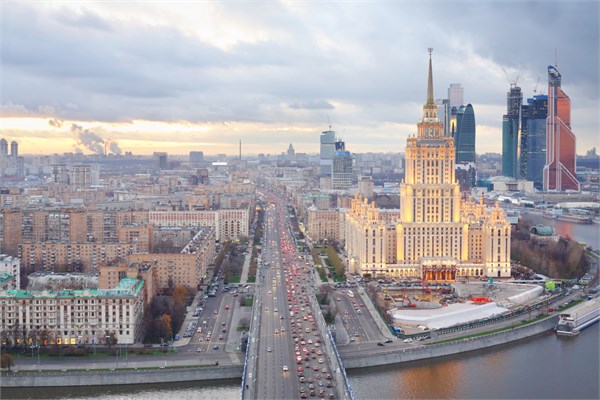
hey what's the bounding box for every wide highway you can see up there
[252,193,338,399]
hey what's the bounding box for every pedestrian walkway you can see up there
[356,286,395,339]
[240,254,251,284]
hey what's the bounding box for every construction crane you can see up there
[501,66,519,88]
[532,76,541,94]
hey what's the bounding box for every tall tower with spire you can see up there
[345,49,511,282]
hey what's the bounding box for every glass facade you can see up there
[501,85,522,178]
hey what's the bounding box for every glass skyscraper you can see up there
[543,65,580,191]
[454,104,476,163]
[521,95,548,188]
[502,85,523,178]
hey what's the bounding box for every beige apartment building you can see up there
[127,227,215,290]
[0,209,149,256]
[305,206,345,243]
[19,242,137,272]
[0,277,145,345]
[149,208,249,241]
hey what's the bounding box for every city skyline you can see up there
[1,1,598,156]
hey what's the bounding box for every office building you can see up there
[543,65,580,191]
[502,85,523,178]
[521,95,548,187]
[332,140,354,190]
[319,130,336,177]
[448,83,464,110]
[454,104,477,190]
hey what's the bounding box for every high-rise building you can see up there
[0,139,7,157]
[521,95,548,187]
[543,65,580,191]
[154,152,168,170]
[345,50,511,280]
[189,151,204,164]
[319,130,336,177]
[502,84,523,178]
[448,83,464,110]
[10,141,18,163]
[454,104,476,163]
[332,140,353,190]
[435,98,450,137]
[287,143,295,160]
[453,104,477,190]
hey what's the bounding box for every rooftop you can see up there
[0,278,143,300]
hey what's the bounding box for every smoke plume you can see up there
[109,141,122,155]
[48,118,63,128]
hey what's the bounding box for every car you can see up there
[268,347,272,352]
[282,365,289,371]
[213,344,219,350]
[384,339,393,343]
[377,342,385,346]
[403,338,412,343]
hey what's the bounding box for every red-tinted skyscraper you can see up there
[543,65,580,191]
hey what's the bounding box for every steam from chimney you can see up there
[71,124,122,155]
[109,141,122,155]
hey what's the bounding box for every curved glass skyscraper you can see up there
[455,104,476,163]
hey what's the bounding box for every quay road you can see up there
[244,193,340,400]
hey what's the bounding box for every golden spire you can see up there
[426,48,434,106]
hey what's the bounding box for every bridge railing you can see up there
[308,291,354,400]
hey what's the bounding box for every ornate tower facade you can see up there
[397,49,464,280]
[344,49,511,281]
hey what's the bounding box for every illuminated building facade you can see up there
[345,50,511,281]
[543,65,580,191]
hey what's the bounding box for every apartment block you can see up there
[0,277,145,345]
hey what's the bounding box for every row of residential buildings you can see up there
[0,226,216,346]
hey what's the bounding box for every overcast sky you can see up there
[1,0,598,156]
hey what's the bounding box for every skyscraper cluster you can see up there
[501,64,578,191]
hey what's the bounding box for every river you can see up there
[8,325,598,400]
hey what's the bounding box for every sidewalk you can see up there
[226,296,252,353]
[240,253,251,284]
[357,286,395,339]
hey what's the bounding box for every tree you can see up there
[172,285,188,307]
[104,330,117,349]
[238,317,250,331]
[1,353,15,371]
[161,314,172,341]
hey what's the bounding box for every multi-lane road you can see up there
[249,194,338,399]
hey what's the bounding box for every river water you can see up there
[6,219,599,400]
[8,326,598,400]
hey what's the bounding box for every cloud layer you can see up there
[1,1,598,155]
